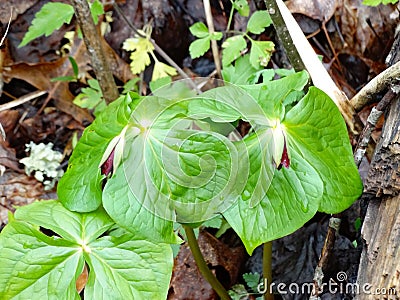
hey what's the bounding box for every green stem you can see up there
[263,0,306,72]
[226,6,234,32]
[263,242,274,300]
[183,225,230,300]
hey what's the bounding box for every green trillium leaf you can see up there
[0,200,173,299]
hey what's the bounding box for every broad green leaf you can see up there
[84,234,173,300]
[189,22,209,38]
[233,0,250,16]
[188,85,270,125]
[222,54,261,85]
[118,125,242,223]
[0,220,84,300]
[58,93,140,212]
[241,70,309,120]
[90,0,104,25]
[19,3,74,47]
[0,200,174,299]
[103,167,180,244]
[284,87,363,213]
[15,200,114,244]
[123,37,154,74]
[151,61,177,81]
[224,149,323,254]
[222,35,247,66]
[225,85,362,253]
[249,40,274,69]
[189,37,211,59]
[247,10,272,34]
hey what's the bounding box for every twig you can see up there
[72,0,119,103]
[183,225,230,300]
[310,216,341,299]
[354,90,397,167]
[0,8,12,47]
[263,242,274,300]
[350,61,400,112]
[267,0,362,134]
[203,0,222,79]
[0,90,47,112]
[112,3,200,93]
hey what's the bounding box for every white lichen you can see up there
[20,142,64,190]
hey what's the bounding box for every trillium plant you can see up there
[0,3,362,299]
[0,66,362,298]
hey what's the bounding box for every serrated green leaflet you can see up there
[58,93,140,212]
[222,35,247,66]
[249,40,274,69]
[0,200,173,299]
[233,0,250,16]
[19,3,74,47]
[189,37,211,59]
[221,55,261,85]
[247,10,272,34]
[189,22,209,38]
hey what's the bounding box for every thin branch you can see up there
[112,3,200,92]
[203,0,222,79]
[0,90,47,112]
[183,226,230,300]
[354,89,397,167]
[310,216,341,299]
[350,60,400,112]
[71,0,119,103]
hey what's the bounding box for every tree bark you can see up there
[356,81,400,300]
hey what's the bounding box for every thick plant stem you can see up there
[203,0,222,79]
[263,242,274,300]
[263,0,306,72]
[71,0,119,104]
[183,225,230,300]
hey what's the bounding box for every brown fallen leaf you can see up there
[0,171,56,225]
[168,230,245,300]
[76,263,88,293]
[3,31,134,124]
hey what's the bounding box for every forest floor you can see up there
[0,0,399,299]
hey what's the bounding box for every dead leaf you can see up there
[168,230,245,300]
[76,264,88,293]
[0,171,56,225]
[286,0,337,22]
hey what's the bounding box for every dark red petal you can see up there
[100,148,115,176]
[278,138,290,170]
